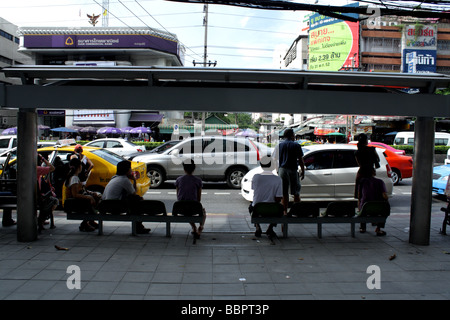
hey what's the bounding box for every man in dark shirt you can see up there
[275,128,305,213]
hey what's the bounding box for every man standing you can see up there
[274,128,305,213]
[101,160,150,234]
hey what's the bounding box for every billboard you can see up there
[23,33,179,56]
[401,24,437,73]
[308,3,360,71]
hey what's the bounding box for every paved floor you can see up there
[0,209,449,301]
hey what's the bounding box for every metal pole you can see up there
[201,4,208,135]
[409,116,435,246]
[17,109,38,242]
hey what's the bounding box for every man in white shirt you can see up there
[250,156,283,239]
[102,160,150,234]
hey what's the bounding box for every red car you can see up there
[371,144,413,185]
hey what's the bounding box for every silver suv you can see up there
[128,136,271,189]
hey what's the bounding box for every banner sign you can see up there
[401,24,437,73]
[23,33,178,56]
[308,3,359,71]
[73,109,115,122]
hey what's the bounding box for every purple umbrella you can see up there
[79,126,98,133]
[235,129,257,138]
[130,127,152,134]
[97,127,122,135]
[38,125,51,130]
[2,127,17,135]
[120,126,133,134]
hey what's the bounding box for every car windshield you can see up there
[153,141,181,153]
[90,149,125,166]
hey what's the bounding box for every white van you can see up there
[394,131,450,147]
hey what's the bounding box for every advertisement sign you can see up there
[401,24,437,73]
[23,33,178,56]
[308,3,359,71]
[73,110,115,122]
[403,49,437,73]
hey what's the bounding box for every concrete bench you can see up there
[251,201,390,239]
[64,198,204,237]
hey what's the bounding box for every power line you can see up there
[134,0,204,61]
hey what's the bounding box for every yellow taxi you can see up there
[1,140,150,201]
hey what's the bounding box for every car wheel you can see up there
[391,168,401,185]
[226,166,248,189]
[147,166,165,188]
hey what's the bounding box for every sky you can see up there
[0,0,354,69]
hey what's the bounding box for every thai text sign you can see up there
[308,4,359,71]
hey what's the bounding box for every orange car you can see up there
[370,144,413,185]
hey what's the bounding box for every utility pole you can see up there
[102,0,109,27]
[192,4,217,134]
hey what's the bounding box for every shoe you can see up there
[2,219,16,227]
[89,221,99,229]
[79,222,95,232]
[137,227,150,234]
[266,228,277,239]
[376,230,386,236]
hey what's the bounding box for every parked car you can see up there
[123,140,182,160]
[241,144,393,202]
[0,135,17,153]
[432,164,450,196]
[1,145,150,201]
[371,145,413,185]
[445,148,450,165]
[128,136,272,189]
[349,141,406,155]
[84,138,146,157]
[369,142,406,155]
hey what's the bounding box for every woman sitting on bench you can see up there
[64,157,100,232]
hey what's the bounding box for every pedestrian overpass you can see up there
[1,65,450,245]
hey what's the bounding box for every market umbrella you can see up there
[79,126,98,133]
[235,129,257,138]
[120,126,133,134]
[130,127,151,134]
[97,127,122,135]
[67,125,82,131]
[38,125,50,130]
[325,132,345,136]
[2,127,17,135]
[50,127,78,133]
[325,132,346,143]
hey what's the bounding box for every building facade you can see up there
[0,17,33,129]
[16,26,186,132]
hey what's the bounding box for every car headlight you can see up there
[441,175,449,181]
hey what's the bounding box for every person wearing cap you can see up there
[249,155,283,239]
[71,144,94,185]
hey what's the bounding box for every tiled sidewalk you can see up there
[0,210,449,300]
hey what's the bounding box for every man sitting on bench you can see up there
[101,160,150,234]
[249,156,283,240]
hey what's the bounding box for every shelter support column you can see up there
[17,109,38,242]
[409,116,435,246]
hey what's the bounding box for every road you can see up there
[143,178,448,217]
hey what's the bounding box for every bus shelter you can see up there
[1,65,450,245]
